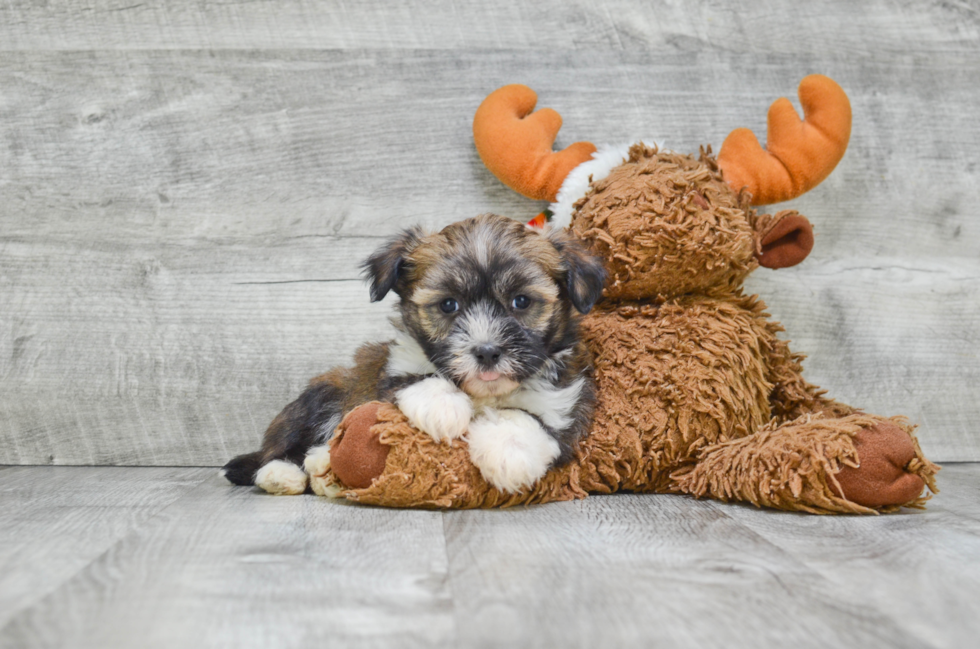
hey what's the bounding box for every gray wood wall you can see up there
[1,1,978,466]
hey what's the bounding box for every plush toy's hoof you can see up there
[330,402,390,489]
[834,422,925,507]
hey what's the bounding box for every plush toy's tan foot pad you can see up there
[834,422,926,507]
[330,402,390,489]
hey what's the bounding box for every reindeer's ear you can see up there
[361,227,424,302]
[755,210,814,269]
[548,228,607,313]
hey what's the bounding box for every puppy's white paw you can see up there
[304,445,341,498]
[466,408,560,493]
[254,460,308,496]
[396,376,473,443]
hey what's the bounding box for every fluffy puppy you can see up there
[222,213,606,495]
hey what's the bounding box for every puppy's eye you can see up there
[439,298,459,314]
[511,295,531,310]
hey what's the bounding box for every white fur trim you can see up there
[549,143,630,230]
[254,460,308,496]
[396,376,473,443]
[548,140,664,230]
[386,328,438,377]
[499,377,584,431]
[466,408,560,493]
[304,445,341,497]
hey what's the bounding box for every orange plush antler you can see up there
[473,85,597,202]
[717,75,851,205]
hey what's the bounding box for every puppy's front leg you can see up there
[466,408,560,493]
[395,376,473,443]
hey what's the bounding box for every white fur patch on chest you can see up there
[473,376,584,431]
[386,329,438,377]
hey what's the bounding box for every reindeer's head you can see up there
[472,76,851,301]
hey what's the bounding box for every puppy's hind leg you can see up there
[250,382,345,495]
[255,460,309,496]
[223,449,310,494]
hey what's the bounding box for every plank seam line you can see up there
[232,278,359,285]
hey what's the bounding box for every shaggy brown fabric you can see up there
[672,414,937,514]
[326,300,939,512]
[570,146,757,302]
[326,408,939,513]
[326,402,576,509]
[323,145,940,513]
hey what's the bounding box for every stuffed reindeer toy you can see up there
[306,75,938,513]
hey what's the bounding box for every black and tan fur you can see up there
[222,213,605,489]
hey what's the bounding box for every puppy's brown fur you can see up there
[222,214,605,488]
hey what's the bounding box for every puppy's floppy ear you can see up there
[548,227,607,314]
[361,226,424,302]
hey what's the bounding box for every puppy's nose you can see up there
[474,344,502,368]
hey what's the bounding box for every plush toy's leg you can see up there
[320,402,592,508]
[322,401,488,507]
[671,413,939,514]
[752,318,940,512]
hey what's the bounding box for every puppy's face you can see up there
[364,214,606,398]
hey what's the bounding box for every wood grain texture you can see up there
[0,469,454,649]
[0,467,210,629]
[0,463,980,649]
[1,18,978,464]
[2,464,979,648]
[746,259,980,462]
[0,235,393,465]
[712,466,980,649]
[926,463,980,522]
[442,497,934,649]
[0,0,977,52]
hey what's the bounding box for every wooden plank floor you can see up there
[1,465,978,649]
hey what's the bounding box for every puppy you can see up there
[222,213,606,495]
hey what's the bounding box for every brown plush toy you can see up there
[311,75,939,513]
